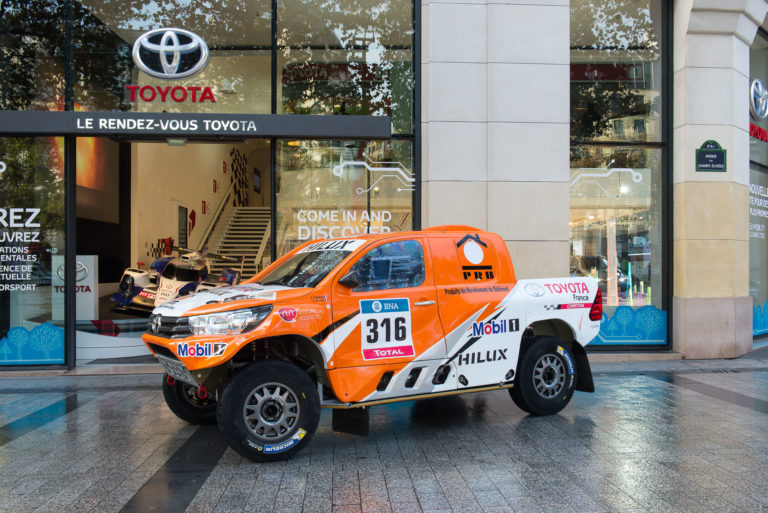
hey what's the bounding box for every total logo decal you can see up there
[177,342,226,358]
[471,318,520,337]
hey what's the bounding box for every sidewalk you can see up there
[2,345,767,382]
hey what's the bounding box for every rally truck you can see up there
[142,227,602,462]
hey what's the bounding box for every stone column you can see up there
[421,0,571,278]
[673,0,768,358]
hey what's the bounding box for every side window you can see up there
[351,240,425,292]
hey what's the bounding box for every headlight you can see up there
[188,306,272,336]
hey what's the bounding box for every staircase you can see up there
[209,207,271,279]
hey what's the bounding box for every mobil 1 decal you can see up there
[457,234,494,281]
[360,298,414,360]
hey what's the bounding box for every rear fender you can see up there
[523,320,594,393]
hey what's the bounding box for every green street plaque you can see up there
[695,140,726,172]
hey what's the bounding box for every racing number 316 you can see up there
[365,317,406,343]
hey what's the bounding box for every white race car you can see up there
[111,248,242,314]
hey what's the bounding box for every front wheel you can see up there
[217,360,320,462]
[162,374,217,424]
[509,337,576,416]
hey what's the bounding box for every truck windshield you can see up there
[260,250,351,288]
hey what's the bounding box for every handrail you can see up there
[253,219,271,272]
[199,180,236,250]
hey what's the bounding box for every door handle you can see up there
[414,300,435,306]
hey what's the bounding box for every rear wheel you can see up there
[509,337,576,416]
[217,360,320,462]
[162,374,217,424]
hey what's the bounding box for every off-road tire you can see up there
[162,374,217,424]
[217,360,320,462]
[509,337,576,416]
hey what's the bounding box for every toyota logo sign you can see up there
[751,79,768,121]
[56,262,89,282]
[132,28,209,80]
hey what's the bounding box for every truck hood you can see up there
[152,283,305,316]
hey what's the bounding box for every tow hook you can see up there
[197,385,209,400]
[166,376,176,386]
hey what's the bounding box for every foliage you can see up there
[612,306,635,336]
[634,305,663,339]
[0,324,64,362]
[570,0,661,142]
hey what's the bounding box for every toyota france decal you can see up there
[132,28,209,80]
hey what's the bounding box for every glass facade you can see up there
[570,0,668,347]
[1,0,416,365]
[0,1,65,111]
[0,137,66,364]
[276,139,413,255]
[750,31,768,339]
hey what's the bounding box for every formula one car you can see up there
[112,248,243,314]
[143,227,601,462]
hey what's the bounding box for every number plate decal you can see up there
[359,298,414,360]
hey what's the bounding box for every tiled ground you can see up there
[1,351,768,513]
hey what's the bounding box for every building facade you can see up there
[0,0,765,366]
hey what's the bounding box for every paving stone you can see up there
[0,361,767,513]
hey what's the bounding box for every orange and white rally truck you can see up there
[143,226,602,461]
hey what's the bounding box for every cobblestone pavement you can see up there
[1,348,768,513]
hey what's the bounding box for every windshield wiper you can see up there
[262,279,292,287]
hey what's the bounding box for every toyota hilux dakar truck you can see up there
[143,226,602,462]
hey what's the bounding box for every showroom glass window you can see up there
[277,0,414,134]
[570,0,667,347]
[276,139,414,255]
[275,0,415,255]
[0,137,66,365]
[0,1,65,111]
[0,3,67,364]
[749,30,768,339]
[73,0,272,113]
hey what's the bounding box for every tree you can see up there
[7,327,28,361]
[570,0,661,142]
[634,306,663,340]
[29,323,63,360]
[0,340,11,361]
[612,306,635,337]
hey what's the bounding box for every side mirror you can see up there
[338,271,361,289]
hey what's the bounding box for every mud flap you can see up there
[571,343,595,393]
[332,407,370,436]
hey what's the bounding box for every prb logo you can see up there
[177,342,226,358]
[457,234,494,281]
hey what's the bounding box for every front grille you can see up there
[146,343,178,360]
[147,315,192,339]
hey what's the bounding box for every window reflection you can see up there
[278,0,414,133]
[570,0,663,143]
[0,1,65,111]
[569,146,662,310]
[276,139,413,256]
